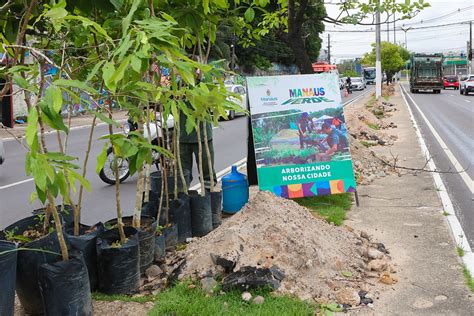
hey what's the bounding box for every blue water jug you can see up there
[222,166,249,214]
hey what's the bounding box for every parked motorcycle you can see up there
[98,115,174,185]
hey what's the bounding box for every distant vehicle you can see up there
[350,77,366,90]
[363,67,376,85]
[312,62,340,77]
[339,78,346,90]
[459,74,474,95]
[409,53,443,94]
[225,84,247,120]
[443,75,459,90]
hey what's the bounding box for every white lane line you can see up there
[400,85,474,274]
[342,88,373,107]
[403,86,473,194]
[0,178,34,190]
[464,99,471,103]
[189,157,247,192]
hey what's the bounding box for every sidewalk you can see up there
[345,84,474,314]
[0,111,128,140]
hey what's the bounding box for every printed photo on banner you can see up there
[247,74,356,199]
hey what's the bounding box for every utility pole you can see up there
[386,14,390,42]
[376,1,382,99]
[328,34,331,64]
[393,13,396,44]
[230,33,236,70]
[469,21,472,73]
[401,27,412,50]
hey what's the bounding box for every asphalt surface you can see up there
[401,84,474,249]
[0,88,369,229]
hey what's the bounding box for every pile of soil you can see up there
[178,192,394,305]
[344,95,399,184]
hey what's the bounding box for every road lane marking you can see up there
[403,86,473,194]
[0,178,34,190]
[401,85,474,274]
[465,99,471,103]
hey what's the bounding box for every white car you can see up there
[350,77,366,90]
[459,74,474,95]
[225,84,247,120]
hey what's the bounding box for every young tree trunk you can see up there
[133,117,145,229]
[173,124,178,200]
[47,196,69,261]
[202,122,214,192]
[108,100,126,243]
[196,121,205,196]
[176,115,188,195]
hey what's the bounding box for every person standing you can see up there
[346,77,352,94]
[297,112,311,149]
[179,109,217,190]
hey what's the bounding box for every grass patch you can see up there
[442,211,450,216]
[92,292,158,303]
[149,281,314,316]
[456,246,465,257]
[360,140,376,148]
[366,122,380,130]
[462,265,474,292]
[294,193,352,226]
[383,95,390,101]
[366,96,376,108]
[373,109,384,119]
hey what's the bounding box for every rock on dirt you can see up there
[145,265,163,280]
[179,191,387,304]
[368,259,389,272]
[253,295,265,305]
[336,288,361,306]
[242,291,252,301]
[201,277,218,293]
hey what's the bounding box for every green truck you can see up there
[409,53,444,94]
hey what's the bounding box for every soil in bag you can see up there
[38,252,92,316]
[154,233,165,262]
[97,226,140,294]
[65,223,104,291]
[104,216,157,273]
[163,223,178,248]
[210,191,222,229]
[189,190,212,237]
[0,215,65,315]
[32,204,75,230]
[169,193,192,243]
[0,241,17,316]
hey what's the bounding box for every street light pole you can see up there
[401,27,412,50]
[376,1,382,99]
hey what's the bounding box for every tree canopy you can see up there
[361,42,410,80]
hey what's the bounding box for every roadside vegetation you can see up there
[462,265,474,293]
[295,193,352,226]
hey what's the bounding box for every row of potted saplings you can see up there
[0,171,222,316]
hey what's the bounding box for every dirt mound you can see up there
[179,191,392,304]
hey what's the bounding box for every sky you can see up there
[322,0,474,62]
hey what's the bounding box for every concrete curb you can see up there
[400,84,474,274]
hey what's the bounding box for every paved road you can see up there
[401,84,474,249]
[0,88,370,229]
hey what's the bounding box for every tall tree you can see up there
[361,41,409,82]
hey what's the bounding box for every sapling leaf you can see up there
[341,271,353,277]
[96,144,109,175]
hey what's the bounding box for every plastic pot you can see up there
[38,252,93,316]
[96,226,140,294]
[104,216,157,273]
[65,223,104,291]
[0,241,17,316]
[189,190,212,237]
[1,215,65,315]
[154,233,166,262]
[163,223,178,248]
[150,170,190,196]
[169,193,192,243]
[210,191,223,229]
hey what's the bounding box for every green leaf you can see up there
[130,56,142,73]
[45,86,63,113]
[69,170,91,192]
[202,0,210,14]
[45,8,68,20]
[244,7,255,22]
[341,271,353,278]
[96,144,109,175]
[46,152,77,162]
[12,74,29,90]
[102,62,116,92]
[122,0,142,35]
[110,55,132,85]
[54,79,96,94]
[65,16,112,42]
[25,107,38,147]
[86,60,105,83]
[110,0,125,10]
[93,111,120,127]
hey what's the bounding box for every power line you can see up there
[325,20,473,33]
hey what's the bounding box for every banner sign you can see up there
[247,74,356,198]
